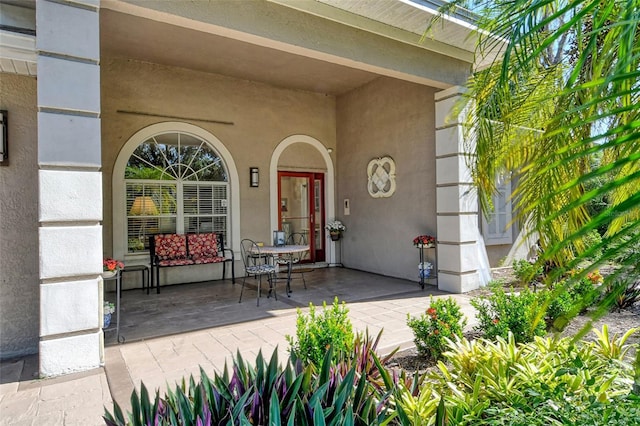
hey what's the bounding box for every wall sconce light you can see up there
[250,167,259,187]
[0,110,7,165]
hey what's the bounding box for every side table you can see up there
[121,264,151,294]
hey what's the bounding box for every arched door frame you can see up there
[269,135,336,263]
[112,122,241,261]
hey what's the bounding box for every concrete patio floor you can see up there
[0,267,478,425]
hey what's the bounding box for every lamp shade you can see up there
[129,196,159,216]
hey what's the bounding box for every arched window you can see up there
[125,132,229,253]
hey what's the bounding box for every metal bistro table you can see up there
[257,244,309,296]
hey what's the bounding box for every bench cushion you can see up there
[158,258,195,267]
[188,233,218,260]
[193,256,225,265]
[154,234,188,261]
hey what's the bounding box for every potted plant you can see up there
[326,220,346,241]
[413,234,436,248]
[103,257,124,278]
[103,301,115,328]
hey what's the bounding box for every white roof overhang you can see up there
[0,29,36,76]
[0,2,36,76]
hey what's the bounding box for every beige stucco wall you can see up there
[0,73,40,359]
[101,58,336,285]
[279,143,326,172]
[336,77,437,282]
[485,244,512,267]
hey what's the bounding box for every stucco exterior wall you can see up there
[279,143,326,171]
[101,58,336,284]
[485,244,512,267]
[336,77,437,282]
[0,73,39,359]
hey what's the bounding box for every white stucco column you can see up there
[434,86,482,293]
[37,0,103,376]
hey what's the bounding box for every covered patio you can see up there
[104,266,447,346]
[101,266,477,412]
[0,0,492,379]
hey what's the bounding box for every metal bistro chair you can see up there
[275,232,308,290]
[239,239,277,306]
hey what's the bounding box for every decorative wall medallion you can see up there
[367,156,396,198]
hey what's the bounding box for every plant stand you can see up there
[103,270,124,343]
[328,234,343,267]
[417,244,437,289]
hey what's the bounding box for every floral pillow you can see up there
[154,234,187,260]
[188,233,219,260]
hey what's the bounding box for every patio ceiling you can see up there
[3,0,488,92]
[99,0,488,95]
[100,8,379,96]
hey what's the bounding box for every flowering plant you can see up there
[413,235,436,247]
[103,258,124,272]
[325,220,346,233]
[586,270,603,284]
[104,301,115,315]
[407,296,466,359]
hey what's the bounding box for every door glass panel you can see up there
[314,179,322,251]
[280,176,310,243]
[279,172,325,262]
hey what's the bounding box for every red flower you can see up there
[413,235,436,247]
[587,271,602,284]
[492,318,500,324]
[103,258,124,272]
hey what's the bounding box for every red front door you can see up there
[278,171,325,262]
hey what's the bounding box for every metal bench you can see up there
[149,233,235,293]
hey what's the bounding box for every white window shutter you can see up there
[482,180,513,245]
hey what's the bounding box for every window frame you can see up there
[112,122,240,263]
[123,133,229,255]
[482,180,513,245]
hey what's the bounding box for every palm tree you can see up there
[434,0,640,392]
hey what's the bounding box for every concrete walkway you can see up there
[0,269,477,425]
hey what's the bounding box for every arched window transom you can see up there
[125,132,229,253]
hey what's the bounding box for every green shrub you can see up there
[571,276,600,310]
[487,279,505,290]
[538,274,600,331]
[582,229,604,260]
[471,287,546,343]
[512,259,543,284]
[407,296,467,360]
[286,297,354,366]
[479,393,640,425]
[545,287,574,326]
[426,328,637,425]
